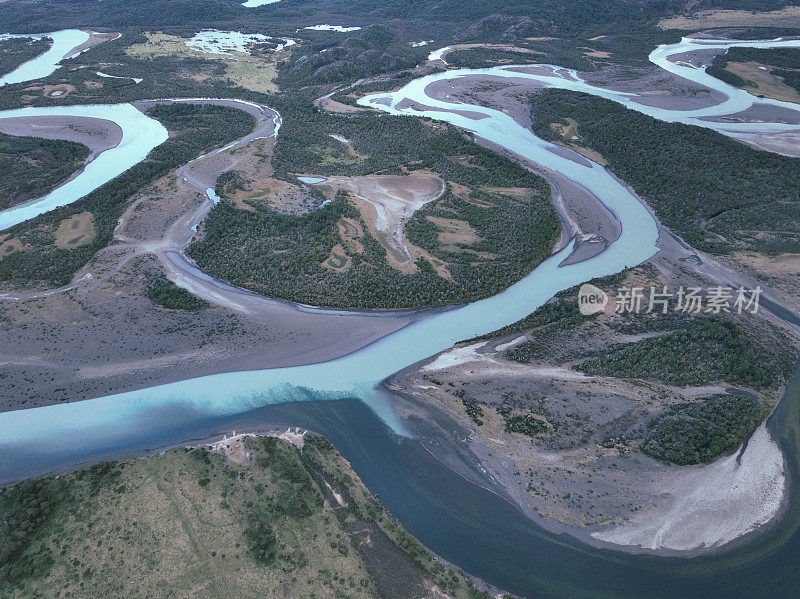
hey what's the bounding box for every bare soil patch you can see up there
[242,177,324,213]
[302,173,445,266]
[583,48,611,59]
[426,215,480,248]
[549,118,608,165]
[726,61,800,104]
[43,83,75,99]
[54,211,95,248]
[550,117,578,140]
[449,180,494,207]
[483,186,530,199]
[0,236,26,257]
[337,217,365,254]
[317,95,370,114]
[322,243,352,272]
[0,115,122,156]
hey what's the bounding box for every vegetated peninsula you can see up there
[393,264,798,552]
[0,103,255,288]
[0,132,89,211]
[187,110,560,308]
[707,46,800,103]
[0,434,492,599]
[0,36,51,77]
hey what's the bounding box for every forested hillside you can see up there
[530,89,800,255]
[0,436,489,598]
[7,0,792,44]
[0,0,683,34]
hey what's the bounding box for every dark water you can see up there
[3,363,799,598]
[243,382,800,599]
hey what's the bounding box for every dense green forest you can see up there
[641,394,769,465]
[0,0,686,36]
[504,413,550,436]
[576,318,793,390]
[0,436,488,598]
[0,104,254,287]
[188,95,558,308]
[0,1,793,91]
[277,25,427,88]
[0,132,90,210]
[530,89,800,255]
[447,47,546,69]
[0,36,51,77]
[0,0,764,89]
[146,275,208,310]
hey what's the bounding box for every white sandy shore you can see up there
[304,25,361,32]
[242,0,280,6]
[592,423,785,551]
[422,341,590,379]
[428,46,452,62]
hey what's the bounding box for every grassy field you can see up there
[125,32,280,94]
[0,435,490,599]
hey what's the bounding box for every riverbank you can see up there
[0,245,421,411]
[384,245,800,556]
[387,340,796,558]
[0,98,432,411]
[0,427,495,598]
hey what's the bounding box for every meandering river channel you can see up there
[1,32,800,597]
